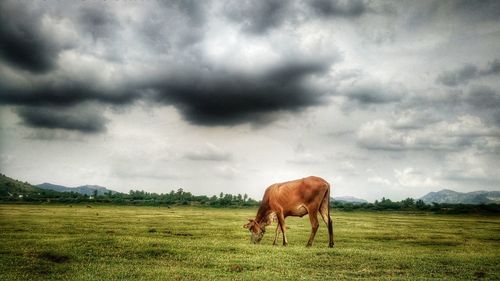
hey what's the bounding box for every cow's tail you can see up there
[325,181,334,247]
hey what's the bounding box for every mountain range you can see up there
[419,189,500,204]
[37,183,121,196]
[0,173,44,196]
[332,196,368,204]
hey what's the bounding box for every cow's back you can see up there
[265,176,330,210]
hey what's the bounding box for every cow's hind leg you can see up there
[320,193,334,247]
[306,210,319,247]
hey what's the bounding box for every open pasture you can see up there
[0,205,499,280]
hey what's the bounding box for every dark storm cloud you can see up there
[399,85,500,131]
[465,86,500,110]
[346,85,402,104]
[410,0,500,27]
[0,78,140,107]
[224,0,372,34]
[152,60,330,125]
[0,0,342,133]
[436,59,500,86]
[452,0,500,21]
[493,111,500,128]
[337,80,404,109]
[0,1,63,73]
[224,0,292,34]
[1,53,333,129]
[167,0,208,26]
[309,0,369,17]
[77,5,119,40]
[17,106,108,133]
[464,86,500,127]
[479,59,500,76]
[436,64,478,87]
[137,0,209,52]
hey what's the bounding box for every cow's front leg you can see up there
[276,212,288,246]
[273,223,281,245]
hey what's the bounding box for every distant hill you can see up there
[332,196,368,204]
[37,183,121,196]
[0,174,43,196]
[420,189,500,204]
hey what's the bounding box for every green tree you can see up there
[401,198,415,209]
[416,199,426,210]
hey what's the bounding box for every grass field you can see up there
[0,205,499,280]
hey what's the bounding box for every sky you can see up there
[0,0,499,201]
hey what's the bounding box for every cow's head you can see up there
[243,219,265,244]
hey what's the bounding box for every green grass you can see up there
[1,205,499,280]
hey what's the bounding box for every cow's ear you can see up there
[243,219,254,228]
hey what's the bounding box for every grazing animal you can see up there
[244,176,334,247]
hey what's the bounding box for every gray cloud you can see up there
[309,0,369,18]
[77,5,120,40]
[0,1,64,73]
[404,85,500,130]
[1,58,332,131]
[356,115,500,152]
[16,105,108,134]
[152,60,331,125]
[336,80,405,110]
[140,0,207,51]
[224,0,292,34]
[183,143,232,162]
[464,86,500,128]
[0,0,336,133]
[436,59,500,86]
[345,83,403,104]
[436,64,478,86]
[451,0,500,22]
[224,0,372,35]
[0,54,332,129]
[465,85,500,110]
[0,76,140,107]
[168,0,208,26]
[479,59,500,76]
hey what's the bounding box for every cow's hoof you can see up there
[329,243,335,248]
[306,243,312,247]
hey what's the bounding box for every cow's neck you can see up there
[255,201,272,226]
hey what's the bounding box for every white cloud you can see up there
[287,152,321,165]
[184,143,232,162]
[394,167,439,188]
[368,176,391,185]
[357,115,500,151]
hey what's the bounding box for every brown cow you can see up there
[244,176,334,247]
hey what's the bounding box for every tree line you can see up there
[1,187,260,207]
[332,197,500,214]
